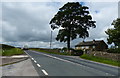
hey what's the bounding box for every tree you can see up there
[105,18,120,48]
[50,2,96,50]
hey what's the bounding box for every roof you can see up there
[75,40,105,47]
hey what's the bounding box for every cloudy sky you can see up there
[1,0,119,48]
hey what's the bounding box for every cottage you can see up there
[75,40,108,51]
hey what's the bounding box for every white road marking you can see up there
[37,64,41,67]
[24,51,34,60]
[34,60,37,63]
[31,58,34,60]
[26,50,116,76]
[24,51,41,68]
[42,69,48,75]
[30,50,116,76]
[32,50,120,69]
[32,51,83,66]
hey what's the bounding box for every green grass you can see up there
[30,48,71,56]
[80,54,120,67]
[1,48,24,56]
[0,49,2,56]
[0,44,24,56]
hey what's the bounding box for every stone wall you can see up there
[87,51,120,61]
[40,48,60,53]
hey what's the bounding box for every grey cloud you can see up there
[2,2,57,42]
[118,1,120,18]
[1,2,118,48]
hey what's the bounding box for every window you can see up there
[85,46,89,49]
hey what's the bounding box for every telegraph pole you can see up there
[50,31,52,49]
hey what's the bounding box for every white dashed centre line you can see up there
[37,64,41,67]
[42,69,48,75]
[31,58,34,60]
[34,60,37,63]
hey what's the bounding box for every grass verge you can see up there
[1,48,24,56]
[0,49,2,56]
[80,54,120,67]
[30,48,71,56]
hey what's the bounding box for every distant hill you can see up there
[0,44,15,50]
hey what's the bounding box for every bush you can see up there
[72,49,83,56]
[107,48,120,53]
[62,47,67,51]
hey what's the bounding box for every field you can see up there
[0,44,24,56]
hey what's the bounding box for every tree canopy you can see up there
[105,18,120,48]
[50,2,96,50]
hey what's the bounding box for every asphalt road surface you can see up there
[25,50,120,77]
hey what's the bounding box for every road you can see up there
[25,50,120,77]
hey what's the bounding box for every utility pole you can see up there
[50,31,52,49]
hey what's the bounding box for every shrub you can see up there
[62,47,67,51]
[107,48,120,53]
[72,49,84,56]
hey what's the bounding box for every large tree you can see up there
[50,2,96,50]
[105,18,120,48]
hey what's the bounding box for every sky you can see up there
[1,0,119,48]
